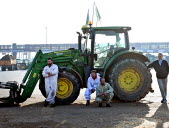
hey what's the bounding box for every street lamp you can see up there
[45,27,48,44]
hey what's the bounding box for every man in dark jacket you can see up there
[148,53,169,103]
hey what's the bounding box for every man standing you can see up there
[42,58,59,107]
[95,77,114,107]
[148,53,169,103]
[84,70,100,106]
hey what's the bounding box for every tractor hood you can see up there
[43,49,86,65]
[45,48,79,57]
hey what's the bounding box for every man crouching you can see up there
[95,77,114,107]
[84,70,100,106]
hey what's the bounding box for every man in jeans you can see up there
[148,53,169,103]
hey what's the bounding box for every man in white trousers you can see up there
[84,70,100,106]
[42,58,59,107]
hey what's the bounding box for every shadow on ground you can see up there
[147,103,169,128]
[0,100,152,128]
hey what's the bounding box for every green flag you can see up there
[95,5,101,21]
[86,9,89,25]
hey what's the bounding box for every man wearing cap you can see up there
[148,53,169,103]
[84,70,100,106]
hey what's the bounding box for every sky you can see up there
[0,0,169,45]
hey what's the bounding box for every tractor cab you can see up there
[81,25,131,69]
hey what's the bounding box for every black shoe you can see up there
[149,88,154,93]
[44,100,49,107]
[50,104,56,107]
[99,103,102,107]
[106,104,111,107]
[161,99,167,103]
[86,100,90,106]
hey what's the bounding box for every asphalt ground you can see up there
[0,70,168,128]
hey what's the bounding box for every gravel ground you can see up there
[0,70,169,128]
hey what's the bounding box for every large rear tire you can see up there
[1,66,6,71]
[39,72,80,105]
[108,58,152,102]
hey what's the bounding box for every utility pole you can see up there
[45,27,48,44]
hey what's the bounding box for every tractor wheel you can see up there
[14,65,17,70]
[108,58,152,102]
[17,64,20,70]
[20,64,26,70]
[17,64,26,70]
[1,66,6,71]
[39,72,80,105]
[8,66,12,71]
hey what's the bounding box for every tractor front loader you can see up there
[0,49,86,105]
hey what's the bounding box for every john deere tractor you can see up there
[0,24,152,105]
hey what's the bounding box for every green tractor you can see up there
[16,59,30,70]
[0,24,152,105]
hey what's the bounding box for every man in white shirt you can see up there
[84,70,100,106]
[42,58,59,107]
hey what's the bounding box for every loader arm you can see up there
[19,50,46,102]
[0,50,47,104]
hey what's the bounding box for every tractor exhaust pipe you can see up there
[77,32,82,51]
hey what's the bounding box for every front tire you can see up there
[39,72,80,105]
[1,66,6,71]
[8,66,12,71]
[108,58,152,102]
[20,64,26,70]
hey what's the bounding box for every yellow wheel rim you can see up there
[118,68,143,93]
[56,78,73,99]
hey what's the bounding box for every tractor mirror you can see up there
[83,36,87,39]
[132,47,135,51]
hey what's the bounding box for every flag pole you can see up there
[92,2,95,25]
[86,9,89,25]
